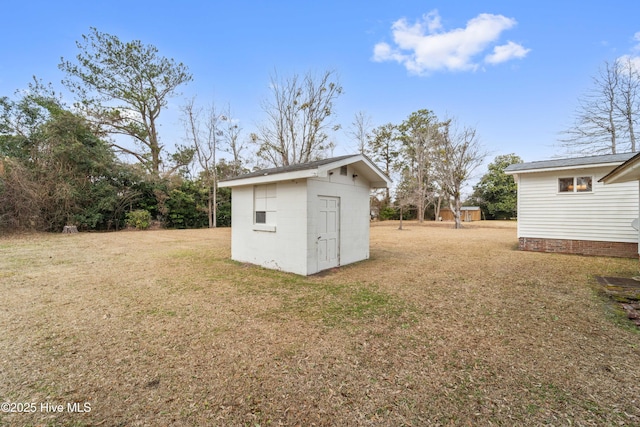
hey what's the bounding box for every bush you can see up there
[125,209,151,230]
[379,206,397,221]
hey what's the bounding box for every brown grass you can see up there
[1,221,639,426]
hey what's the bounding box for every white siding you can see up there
[517,166,638,243]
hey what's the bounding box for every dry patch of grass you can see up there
[1,222,639,426]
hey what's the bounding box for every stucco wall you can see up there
[229,161,377,275]
[306,164,371,275]
[230,181,308,275]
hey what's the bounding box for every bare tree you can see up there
[616,57,640,152]
[394,168,415,230]
[347,111,372,154]
[182,99,232,228]
[252,69,343,166]
[397,109,442,223]
[220,107,245,177]
[562,59,640,155]
[436,119,487,229]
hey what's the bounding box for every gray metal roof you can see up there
[219,154,359,182]
[504,152,637,173]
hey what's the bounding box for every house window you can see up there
[559,176,593,193]
[254,184,276,225]
[576,176,592,192]
[340,165,348,176]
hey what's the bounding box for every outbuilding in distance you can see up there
[439,206,482,222]
[218,154,391,276]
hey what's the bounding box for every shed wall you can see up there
[516,166,638,243]
[306,165,372,275]
[230,181,308,275]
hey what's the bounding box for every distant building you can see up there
[439,206,482,222]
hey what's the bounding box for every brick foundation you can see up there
[519,237,638,258]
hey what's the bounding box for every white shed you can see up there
[505,152,639,257]
[218,154,391,275]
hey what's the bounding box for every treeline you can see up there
[362,109,488,228]
[0,27,516,233]
[0,86,234,232]
[0,28,244,233]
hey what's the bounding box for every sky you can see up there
[2,0,640,178]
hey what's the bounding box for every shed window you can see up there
[254,184,276,224]
[340,166,348,176]
[558,176,592,193]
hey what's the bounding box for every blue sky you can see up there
[2,0,640,172]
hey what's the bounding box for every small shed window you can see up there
[340,166,348,176]
[254,184,277,224]
[559,176,593,193]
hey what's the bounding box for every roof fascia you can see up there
[600,156,640,184]
[505,162,625,175]
[317,154,392,187]
[218,169,317,188]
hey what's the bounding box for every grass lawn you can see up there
[1,221,639,426]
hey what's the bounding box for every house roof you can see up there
[599,151,640,184]
[504,152,637,175]
[218,154,391,188]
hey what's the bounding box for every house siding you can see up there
[515,165,638,255]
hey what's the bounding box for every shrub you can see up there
[379,206,397,220]
[125,209,151,230]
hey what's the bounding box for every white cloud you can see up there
[425,10,443,33]
[485,41,531,64]
[372,42,408,64]
[372,10,529,75]
[614,32,640,70]
[632,31,640,51]
[618,54,640,73]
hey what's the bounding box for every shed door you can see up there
[318,196,340,271]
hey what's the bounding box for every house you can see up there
[505,152,639,258]
[439,206,482,222]
[600,151,640,259]
[218,154,391,275]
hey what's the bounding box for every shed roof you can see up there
[219,154,391,188]
[504,152,636,174]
